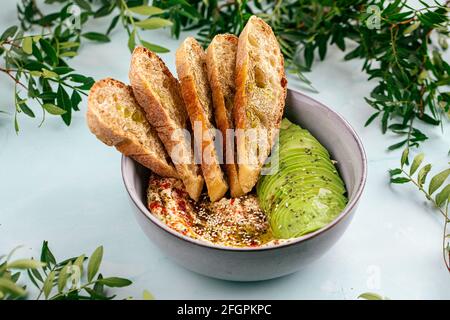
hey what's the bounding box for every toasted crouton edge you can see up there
[206,34,244,198]
[176,37,229,202]
[234,16,287,193]
[87,78,178,178]
[129,47,204,201]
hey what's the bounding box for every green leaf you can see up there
[57,85,72,125]
[97,277,132,288]
[428,168,450,195]
[0,278,26,297]
[14,115,19,134]
[27,77,38,98]
[143,289,154,300]
[410,153,424,175]
[84,287,112,300]
[0,25,18,41]
[31,267,44,282]
[57,263,70,293]
[435,184,450,207]
[24,61,46,71]
[135,18,173,30]
[381,110,389,134]
[39,38,58,66]
[39,92,57,100]
[418,164,432,187]
[76,77,95,90]
[94,2,115,18]
[388,140,407,150]
[27,269,41,289]
[400,148,409,168]
[73,255,85,275]
[418,113,440,126]
[107,15,120,35]
[74,0,92,11]
[403,22,420,35]
[10,272,20,283]
[87,246,103,282]
[19,103,35,118]
[358,292,385,300]
[40,241,56,267]
[390,177,410,184]
[304,45,314,69]
[128,5,165,16]
[60,51,77,57]
[67,74,89,83]
[42,69,59,79]
[128,29,136,52]
[82,32,110,43]
[32,41,45,59]
[22,37,33,55]
[364,112,380,127]
[43,103,66,115]
[93,273,104,294]
[43,270,55,299]
[140,40,170,53]
[53,67,74,75]
[7,259,45,269]
[389,168,402,176]
[71,90,82,111]
[32,35,42,43]
[59,41,80,49]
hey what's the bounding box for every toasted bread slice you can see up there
[176,37,228,202]
[234,16,287,193]
[87,78,178,177]
[129,47,204,201]
[206,34,244,198]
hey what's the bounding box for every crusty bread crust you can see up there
[176,37,228,202]
[206,34,244,198]
[129,47,204,201]
[87,78,178,177]
[234,16,287,193]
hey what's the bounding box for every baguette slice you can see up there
[206,34,244,198]
[176,37,228,202]
[87,78,178,177]
[129,47,204,201]
[234,16,288,193]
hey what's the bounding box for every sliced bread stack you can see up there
[86,15,287,202]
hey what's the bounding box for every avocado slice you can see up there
[257,168,345,211]
[266,183,347,216]
[270,195,344,238]
[257,118,347,239]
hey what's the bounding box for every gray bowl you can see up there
[122,88,367,281]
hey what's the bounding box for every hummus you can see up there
[147,175,284,247]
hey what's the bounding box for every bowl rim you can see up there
[121,88,367,252]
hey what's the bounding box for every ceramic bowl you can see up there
[122,88,367,281]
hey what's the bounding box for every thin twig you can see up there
[0,67,27,90]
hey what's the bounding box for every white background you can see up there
[1,0,449,299]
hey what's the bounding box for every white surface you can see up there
[1,1,449,299]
